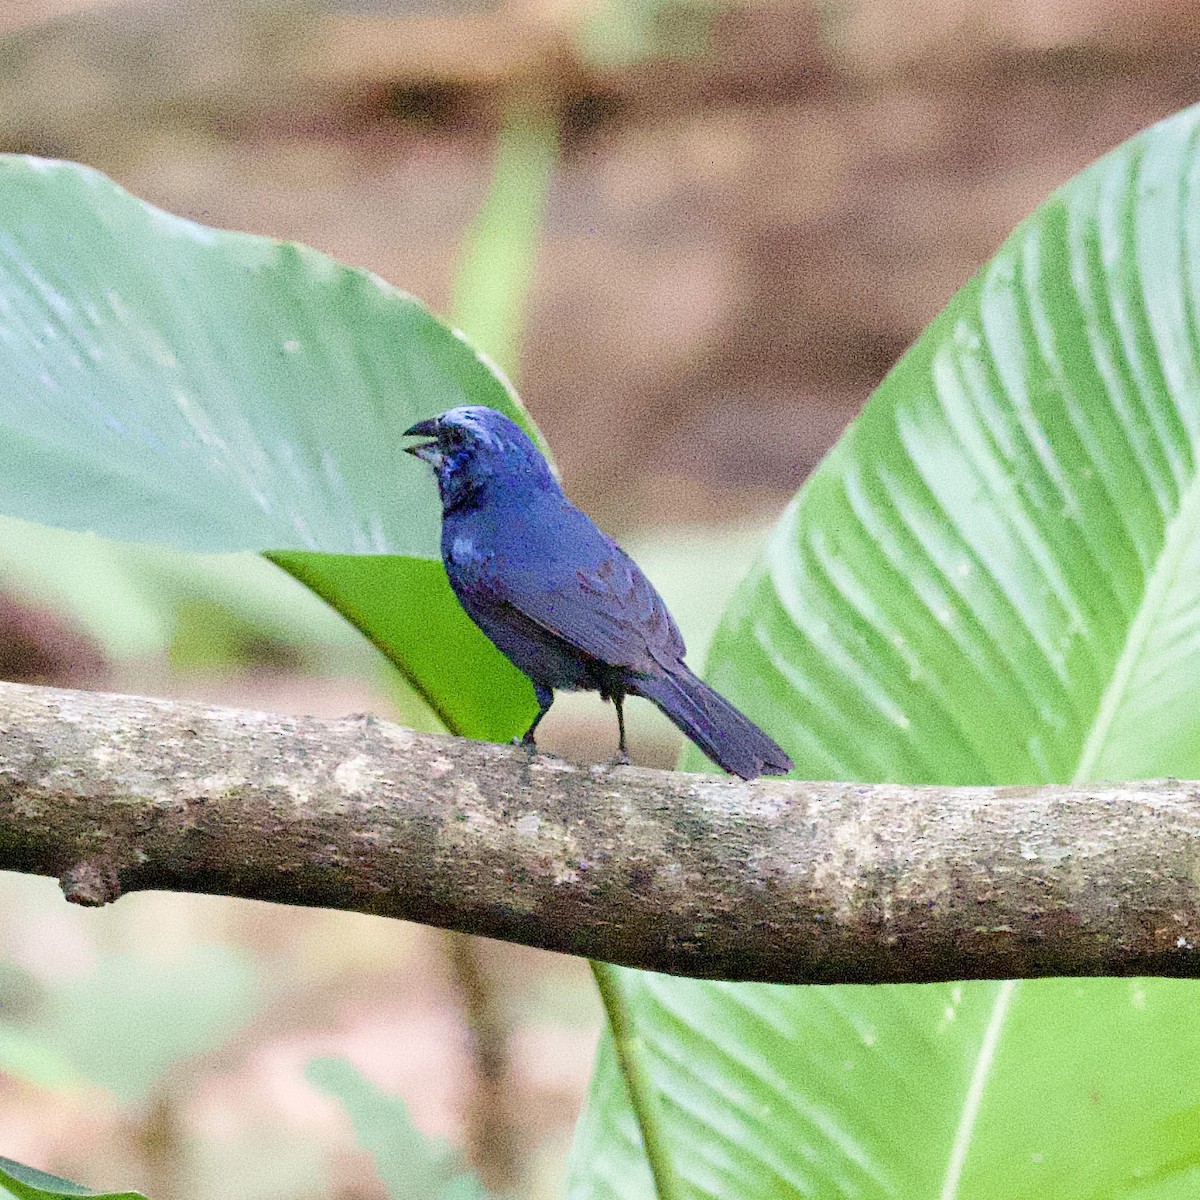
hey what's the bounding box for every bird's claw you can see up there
[609,750,630,768]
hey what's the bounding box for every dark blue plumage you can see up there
[403,406,793,780]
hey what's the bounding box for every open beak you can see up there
[403,417,443,466]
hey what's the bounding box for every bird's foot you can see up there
[608,749,631,768]
[512,735,539,756]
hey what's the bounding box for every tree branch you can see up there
[0,678,1196,984]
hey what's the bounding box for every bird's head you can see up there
[403,405,555,510]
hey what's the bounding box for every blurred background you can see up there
[0,0,1197,1196]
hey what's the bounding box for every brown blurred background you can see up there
[0,0,1197,1196]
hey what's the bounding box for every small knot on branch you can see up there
[60,858,122,907]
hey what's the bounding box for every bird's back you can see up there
[442,483,684,680]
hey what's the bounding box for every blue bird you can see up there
[403,406,793,780]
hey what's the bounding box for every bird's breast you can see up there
[443,525,496,591]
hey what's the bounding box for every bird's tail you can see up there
[632,665,793,781]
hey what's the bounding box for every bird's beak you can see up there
[403,417,442,466]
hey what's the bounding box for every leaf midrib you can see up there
[938,980,1019,1200]
[1073,466,1200,784]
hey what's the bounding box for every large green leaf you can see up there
[568,104,1200,1198]
[0,1157,143,1200]
[0,155,537,738]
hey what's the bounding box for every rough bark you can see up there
[0,678,1197,984]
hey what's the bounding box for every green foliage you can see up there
[0,963,77,1089]
[0,515,379,666]
[570,976,1200,1199]
[566,102,1200,1198]
[578,0,723,68]
[43,946,260,1106]
[0,886,263,1108]
[0,510,444,726]
[0,155,537,739]
[450,94,558,380]
[0,1026,80,1092]
[0,1157,143,1200]
[306,1057,490,1200]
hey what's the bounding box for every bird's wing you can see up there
[483,539,686,675]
